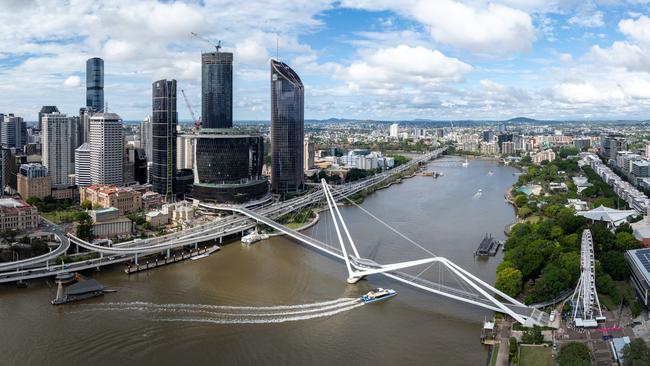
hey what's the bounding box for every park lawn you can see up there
[41,209,81,224]
[489,344,499,366]
[519,345,553,366]
[524,215,542,224]
[599,293,617,311]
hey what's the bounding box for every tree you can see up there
[514,194,528,208]
[508,337,518,359]
[622,338,650,366]
[615,232,640,251]
[520,326,544,344]
[518,207,533,218]
[345,168,371,182]
[80,200,92,210]
[75,212,94,242]
[26,196,41,206]
[30,238,49,256]
[495,267,523,297]
[557,342,591,366]
[600,251,630,280]
[616,223,633,234]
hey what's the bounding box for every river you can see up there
[0,156,518,365]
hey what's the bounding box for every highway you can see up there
[0,148,444,284]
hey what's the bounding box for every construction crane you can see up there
[181,89,201,130]
[191,32,221,52]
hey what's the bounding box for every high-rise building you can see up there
[151,79,177,200]
[0,147,17,194]
[79,107,92,145]
[140,116,152,162]
[389,123,399,138]
[177,134,193,170]
[501,141,515,155]
[1,114,26,150]
[201,52,233,129]
[42,112,73,188]
[86,57,104,112]
[89,112,123,185]
[129,147,148,185]
[69,116,81,166]
[270,59,304,193]
[189,130,267,203]
[74,142,91,187]
[304,137,314,171]
[17,163,51,199]
[38,106,59,131]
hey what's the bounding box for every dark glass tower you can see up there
[151,79,177,201]
[201,52,233,128]
[86,57,104,112]
[270,60,304,193]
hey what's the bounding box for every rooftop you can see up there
[0,198,31,209]
[576,205,637,224]
[628,248,650,280]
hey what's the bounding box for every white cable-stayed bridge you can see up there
[0,148,548,326]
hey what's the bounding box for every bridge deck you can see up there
[222,205,548,325]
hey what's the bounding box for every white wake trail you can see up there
[153,303,366,325]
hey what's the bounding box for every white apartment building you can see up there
[389,123,399,138]
[75,142,91,187]
[90,112,123,185]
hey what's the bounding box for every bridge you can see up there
[0,147,548,325]
[215,179,548,326]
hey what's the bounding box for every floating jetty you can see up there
[474,234,501,256]
[51,277,108,305]
[124,245,220,274]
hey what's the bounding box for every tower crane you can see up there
[191,32,221,52]
[181,89,201,130]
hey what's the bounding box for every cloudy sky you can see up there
[3,0,650,121]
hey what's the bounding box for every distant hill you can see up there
[504,117,542,123]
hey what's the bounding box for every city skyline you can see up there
[4,1,650,122]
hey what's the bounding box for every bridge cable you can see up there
[330,186,436,258]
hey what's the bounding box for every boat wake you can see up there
[64,297,364,325]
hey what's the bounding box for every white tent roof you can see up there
[576,205,636,224]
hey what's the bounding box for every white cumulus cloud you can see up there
[63,75,81,88]
[341,45,473,93]
[341,0,536,54]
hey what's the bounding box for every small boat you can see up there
[461,158,469,167]
[487,171,494,176]
[360,288,397,304]
[473,189,483,199]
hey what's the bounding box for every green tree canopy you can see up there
[520,326,544,344]
[622,339,650,366]
[600,251,630,280]
[495,267,523,297]
[557,342,591,366]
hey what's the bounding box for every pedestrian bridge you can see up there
[215,180,549,327]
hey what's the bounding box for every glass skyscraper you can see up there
[201,52,233,129]
[151,79,177,200]
[86,57,104,112]
[270,60,304,193]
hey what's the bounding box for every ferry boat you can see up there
[241,231,269,246]
[360,288,397,304]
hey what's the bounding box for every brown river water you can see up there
[0,156,518,365]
